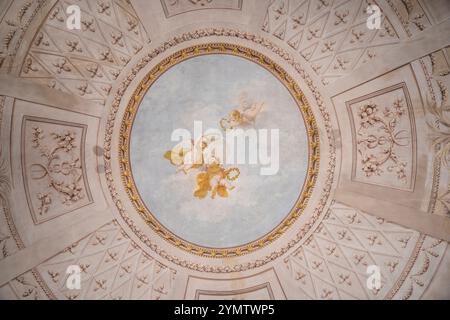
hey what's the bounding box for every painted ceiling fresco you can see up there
[130,54,309,248]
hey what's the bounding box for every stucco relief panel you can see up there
[282,202,446,300]
[20,0,149,106]
[261,0,402,85]
[35,221,177,300]
[21,116,92,224]
[347,83,416,190]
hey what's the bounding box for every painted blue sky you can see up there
[130,54,309,248]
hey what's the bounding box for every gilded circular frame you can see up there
[119,43,320,258]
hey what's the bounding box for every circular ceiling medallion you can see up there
[119,43,319,258]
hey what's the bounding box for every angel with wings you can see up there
[220,92,264,130]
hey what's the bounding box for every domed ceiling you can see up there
[0,0,449,300]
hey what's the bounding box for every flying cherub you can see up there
[220,92,264,130]
[193,160,240,199]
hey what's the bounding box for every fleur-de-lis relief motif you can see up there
[422,240,443,258]
[353,253,366,266]
[311,260,323,272]
[119,55,130,64]
[386,260,399,273]
[376,217,385,224]
[94,279,107,291]
[102,85,112,95]
[337,229,351,241]
[362,50,376,64]
[338,273,352,286]
[81,18,96,32]
[398,236,411,248]
[66,40,82,53]
[307,27,321,40]
[85,63,103,78]
[92,233,107,245]
[65,242,79,254]
[311,64,322,73]
[272,1,287,20]
[34,32,49,47]
[321,40,335,53]
[127,17,139,34]
[317,0,330,10]
[291,13,305,29]
[47,270,59,283]
[48,80,57,89]
[350,29,365,43]
[367,234,382,246]
[97,1,111,15]
[325,245,339,257]
[295,271,306,282]
[53,58,71,73]
[49,7,64,22]
[110,31,124,47]
[79,264,90,273]
[320,288,333,299]
[77,83,92,96]
[109,69,119,79]
[345,212,360,224]
[23,57,38,73]
[334,56,350,70]
[136,275,148,288]
[334,9,349,25]
[119,264,131,277]
[105,250,118,262]
[99,48,114,63]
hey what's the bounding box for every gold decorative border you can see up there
[118,43,320,258]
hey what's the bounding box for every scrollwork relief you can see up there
[347,83,415,190]
[356,99,409,183]
[22,117,92,224]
